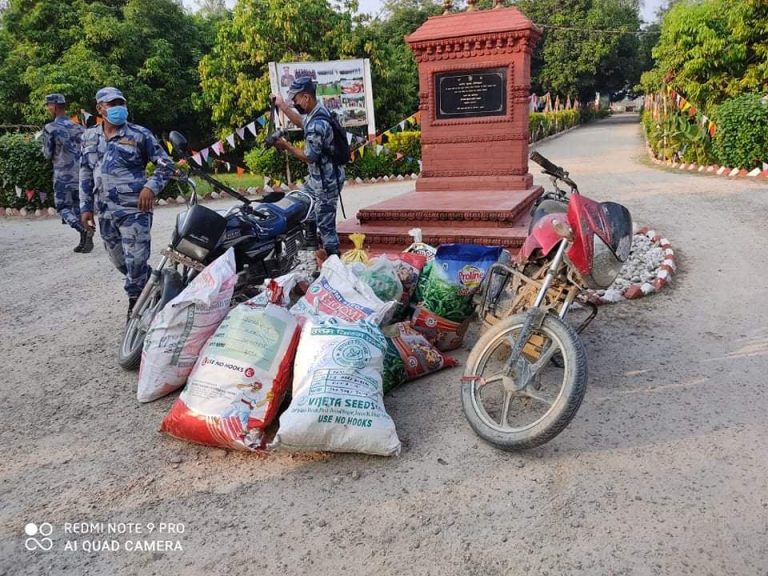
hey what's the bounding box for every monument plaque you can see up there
[435,69,507,119]
[337,7,544,252]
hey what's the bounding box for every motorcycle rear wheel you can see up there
[461,313,587,450]
[117,269,183,370]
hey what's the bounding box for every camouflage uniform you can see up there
[302,104,345,255]
[42,116,85,231]
[79,122,172,298]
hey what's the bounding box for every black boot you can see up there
[80,230,94,254]
[127,297,138,323]
[74,230,86,253]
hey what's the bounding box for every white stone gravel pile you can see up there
[591,233,666,302]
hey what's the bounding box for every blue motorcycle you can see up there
[118,131,316,369]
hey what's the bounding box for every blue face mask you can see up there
[105,105,128,126]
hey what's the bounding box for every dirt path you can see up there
[2,115,768,575]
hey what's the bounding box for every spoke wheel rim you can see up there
[120,289,161,358]
[469,322,568,434]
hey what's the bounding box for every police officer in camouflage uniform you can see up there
[41,93,92,253]
[272,77,345,259]
[79,87,173,318]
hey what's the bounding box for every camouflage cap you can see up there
[45,93,66,105]
[95,87,125,104]
[286,77,316,100]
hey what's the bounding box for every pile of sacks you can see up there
[136,231,504,457]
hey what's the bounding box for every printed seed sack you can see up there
[291,256,394,326]
[160,299,301,450]
[137,248,237,403]
[411,306,470,352]
[422,244,503,322]
[273,316,401,456]
[382,322,458,394]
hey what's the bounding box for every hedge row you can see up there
[643,93,768,170]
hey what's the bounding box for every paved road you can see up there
[2,114,768,575]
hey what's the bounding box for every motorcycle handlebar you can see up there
[530,151,564,177]
[529,151,578,190]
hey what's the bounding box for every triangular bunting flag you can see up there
[80,109,92,122]
[346,132,353,145]
[191,153,202,166]
[206,155,215,167]
[214,141,225,155]
[398,121,406,130]
[264,176,271,186]
[359,146,365,158]
[256,116,266,127]
[225,162,231,171]
[38,191,47,203]
[237,127,246,139]
[376,145,383,156]
[15,185,22,198]
[26,189,35,201]
[247,121,258,136]
[414,111,421,124]
[226,134,236,148]
[165,140,173,154]
[201,148,209,161]
[405,115,415,126]
[395,152,404,161]
[236,166,246,177]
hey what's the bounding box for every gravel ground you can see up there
[2,114,768,575]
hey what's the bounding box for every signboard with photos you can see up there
[269,58,376,136]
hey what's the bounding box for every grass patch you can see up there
[193,173,264,197]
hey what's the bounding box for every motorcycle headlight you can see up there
[590,235,624,288]
[175,238,209,261]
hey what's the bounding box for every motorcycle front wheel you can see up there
[117,269,183,370]
[461,313,588,450]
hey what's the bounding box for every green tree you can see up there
[198,0,361,130]
[640,0,768,111]
[0,0,215,141]
[362,0,442,128]
[516,0,644,101]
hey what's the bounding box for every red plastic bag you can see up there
[381,252,427,306]
[411,306,470,352]
[382,322,458,393]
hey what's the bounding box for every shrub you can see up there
[712,94,768,169]
[385,131,420,159]
[244,139,309,185]
[0,132,53,209]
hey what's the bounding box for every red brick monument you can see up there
[337,2,543,252]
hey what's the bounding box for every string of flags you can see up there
[529,93,582,113]
[346,110,422,162]
[644,87,718,137]
[67,106,427,178]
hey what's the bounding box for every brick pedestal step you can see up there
[337,188,542,253]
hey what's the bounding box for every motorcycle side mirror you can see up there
[169,131,190,157]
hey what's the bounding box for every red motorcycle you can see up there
[461,151,632,449]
